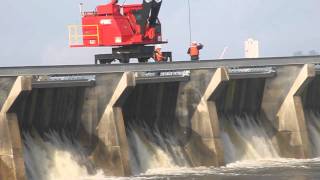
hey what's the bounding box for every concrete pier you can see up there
[1,56,320,178]
[276,64,315,158]
[0,77,31,180]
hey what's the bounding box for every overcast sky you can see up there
[0,0,319,66]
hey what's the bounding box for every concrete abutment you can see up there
[0,76,31,180]
[276,64,320,158]
[183,68,229,167]
[93,72,135,176]
[276,64,315,158]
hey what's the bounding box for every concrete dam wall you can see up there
[1,57,320,179]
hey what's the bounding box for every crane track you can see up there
[0,56,320,76]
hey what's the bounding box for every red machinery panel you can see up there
[70,1,164,48]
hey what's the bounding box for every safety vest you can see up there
[190,46,199,56]
[155,49,163,62]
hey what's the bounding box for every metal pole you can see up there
[187,0,192,44]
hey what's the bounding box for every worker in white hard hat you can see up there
[154,44,165,62]
[187,41,203,61]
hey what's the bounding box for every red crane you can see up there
[69,0,172,64]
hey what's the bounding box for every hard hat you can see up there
[191,41,197,45]
[155,44,162,49]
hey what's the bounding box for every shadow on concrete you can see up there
[122,82,180,135]
[301,76,320,157]
[10,88,86,137]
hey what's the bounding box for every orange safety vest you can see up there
[155,49,163,62]
[190,46,199,56]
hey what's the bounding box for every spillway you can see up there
[121,82,190,173]
[1,57,320,180]
[9,87,102,179]
[23,132,96,180]
[212,78,279,163]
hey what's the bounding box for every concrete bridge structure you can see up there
[1,56,320,179]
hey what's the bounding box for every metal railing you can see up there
[68,25,100,46]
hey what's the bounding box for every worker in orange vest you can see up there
[187,41,203,61]
[154,45,165,62]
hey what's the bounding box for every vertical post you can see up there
[0,76,32,180]
[277,64,315,158]
[92,72,135,176]
[185,68,229,167]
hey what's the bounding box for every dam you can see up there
[2,56,320,179]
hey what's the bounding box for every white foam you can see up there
[306,111,320,156]
[24,112,320,180]
[220,114,279,163]
[24,131,103,180]
[127,125,189,174]
[141,158,320,177]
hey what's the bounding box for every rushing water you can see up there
[305,110,320,157]
[23,113,320,180]
[220,114,279,163]
[126,126,189,174]
[123,158,320,180]
[23,131,104,180]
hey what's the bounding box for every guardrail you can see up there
[68,24,100,46]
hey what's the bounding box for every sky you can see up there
[0,0,319,66]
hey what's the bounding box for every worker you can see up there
[154,45,165,62]
[187,41,203,61]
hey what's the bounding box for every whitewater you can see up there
[23,112,320,180]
